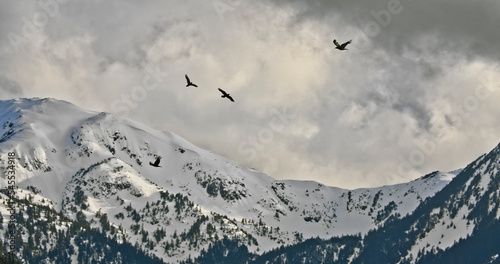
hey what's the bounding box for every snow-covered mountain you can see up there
[236,144,500,264]
[1,97,490,263]
[356,141,500,264]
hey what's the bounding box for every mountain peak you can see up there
[1,97,497,263]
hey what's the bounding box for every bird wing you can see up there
[341,40,352,48]
[185,74,191,84]
[333,39,341,48]
[154,157,161,166]
[218,88,227,96]
[227,95,234,102]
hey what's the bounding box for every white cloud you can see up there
[1,0,499,188]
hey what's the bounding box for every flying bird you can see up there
[149,156,162,167]
[333,39,352,50]
[218,88,234,102]
[185,74,198,87]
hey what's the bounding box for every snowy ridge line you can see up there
[0,97,460,262]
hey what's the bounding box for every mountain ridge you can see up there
[1,97,487,263]
[244,143,500,264]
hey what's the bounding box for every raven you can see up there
[185,74,198,87]
[333,39,352,50]
[218,88,234,102]
[149,156,162,167]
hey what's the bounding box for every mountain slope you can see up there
[0,97,458,263]
[349,142,500,263]
[236,143,500,264]
[409,143,500,263]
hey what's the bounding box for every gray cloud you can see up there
[0,76,23,98]
[327,0,497,64]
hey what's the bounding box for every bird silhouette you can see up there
[185,74,198,87]
[149,156,162,167]
[218,88,234,102]
[333,39,352,50]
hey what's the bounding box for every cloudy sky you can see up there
[1,0,500,189]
